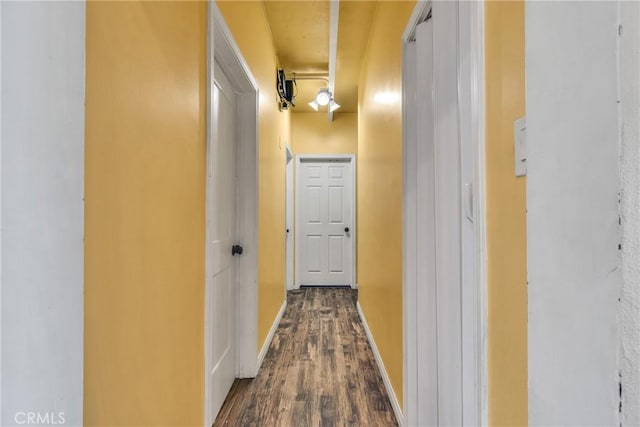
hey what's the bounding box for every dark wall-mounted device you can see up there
[277,69,296,111]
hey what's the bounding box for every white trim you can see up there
[0,1,4,419]
[210,3,258,92]
[256,300,287,371]
[294,154,356,289]
[327,0,339,122]
[402,0,487,425]
[205,2,259,426]
[402,0,432,42]
[357,302,404,427]
[285,144,295,291]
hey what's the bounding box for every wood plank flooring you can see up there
[213,287,398,427]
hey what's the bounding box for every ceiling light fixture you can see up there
[308,88,340,112]
[316,88,331,106]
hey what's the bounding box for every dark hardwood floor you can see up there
[213,287,398,427]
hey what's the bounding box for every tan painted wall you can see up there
[216,0,290,348]
[84,2,206,425]
[357,0,415,407]
[291,113,358,155]
[485,1,528,425]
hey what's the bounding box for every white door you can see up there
[457,2,479,426]
[432,2,463,424]
[296,158,354,287]
[285,147,294,290]
[404,2,470,425]
[205,60,238,425]
[414,15,439,426]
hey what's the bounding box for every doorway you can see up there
[285,145,294,291]
[205,2,259,426]
[295,155,356,288]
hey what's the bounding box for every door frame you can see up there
[285,145,294,291]
[205,2,259,426]
[0,2,4,420]
[294,154,356,289]
[402,1,487,425]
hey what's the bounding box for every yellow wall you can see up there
[291,113,358,155]
[216,0,290,347]
[357,0,415,407]
[84,1,206,425]
[485,1,528,425]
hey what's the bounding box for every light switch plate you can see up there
[514,116,527,177]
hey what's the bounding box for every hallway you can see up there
[213,288,397,426]
[4,1,640,425]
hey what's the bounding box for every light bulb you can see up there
[316,89,331,106]
[308,100,319,111]
[329,100,341,112]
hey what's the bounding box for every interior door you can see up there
[405,3,465,425]
[297,158,353,286]
[432,2,463,424]
[206,60,238,425]
[414,15,439,426]
[457,2,479,425]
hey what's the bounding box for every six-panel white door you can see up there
[205,61,238,426]
[296,158,354,286]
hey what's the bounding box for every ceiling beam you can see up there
[328,0,339,122]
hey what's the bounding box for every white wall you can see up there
[1,2,85,426]
[526,2,621,425]
[619,1,640,425]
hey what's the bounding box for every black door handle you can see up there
[232,245,243,256]
[286,229,290,233]
[344,227,350,233]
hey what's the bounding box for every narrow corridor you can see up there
[213,288,397,426]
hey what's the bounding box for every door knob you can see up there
[286,229,290,233]
[344,227,350,233]
[232,245,243,256]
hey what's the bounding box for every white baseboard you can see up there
[256,300,287,371]
[357,301,404,427]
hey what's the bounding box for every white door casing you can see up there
[295,155,355,288]
[285,146,294,290]
[1,3,4,421]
